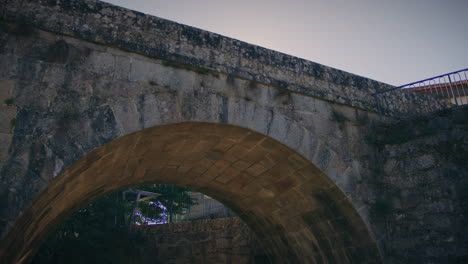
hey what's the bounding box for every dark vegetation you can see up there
[3,98,13,105]
[330,109,349,123]
[32,184,194,264]
[4,20,37,37]
[366,106,468,224]
[273,88,291,105]
[369,198,393,221]
[46,40,70,64]
[162,60,219,77]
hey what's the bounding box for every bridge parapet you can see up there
[2,0,445,117]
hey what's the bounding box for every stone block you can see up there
[173,222,191,232]
[245,163,267,177]
[112,55,131,80]
[384,158,398,175]
[0,133,13,162]
[110,99,141,134]
[283,122,305,150]
[0,79,14,102]
[415,154,436,170]
[129,58,157,82]
[214,167,239,184]
[216,238,231,250]
[206,253,228,263]
[267,113,289,143]
[86,51,115,75]
[312,142,333,171]
[0,106,16,133]
[230,255,250,264]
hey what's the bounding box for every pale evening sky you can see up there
[102,0,468,86]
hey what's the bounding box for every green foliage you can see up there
[32,192,137,263]
[133,184,195,224]
[364,134,380,145]
[248,80,257,90]
[434,141,468,168]
[331,109,349,123]
[372,167,384,177]
[369,198,393,222]
[365,118,437,146]
[356,113,369,126]
[3,98,13,105]
[162,60,219,77]
[32,184,194,263]
[273,89,291,105]
[46,40,70,64]
[10,21,37,36]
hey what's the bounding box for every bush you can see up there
[370,198,393,221]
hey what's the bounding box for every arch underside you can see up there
[0,122,381,263]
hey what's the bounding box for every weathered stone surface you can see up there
[133,218,266,264]
[0,1,464,263]
[0,106,15,133]
[1,0,446,117]
[0,79,14,102]
[0,133,12,163]
[364,107,468,264]
[0,122,381,264]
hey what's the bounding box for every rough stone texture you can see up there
[134,217,268,264]
[364,106,468,264]
[1,0,446,117]
[0,78,16,167]
[0,15,384,264]
[0,1,464,263]
[0,123,381,264]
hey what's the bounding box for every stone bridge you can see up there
[0,1,465,263]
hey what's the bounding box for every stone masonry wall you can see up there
[364,106,468,263]
[0,1,465,262]
[2,0,446,116]
[134,217,269,264]
[0,16,386,262]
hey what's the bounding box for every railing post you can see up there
[447,75,459,106]
[374,68,467,119]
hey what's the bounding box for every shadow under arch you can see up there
[0,122,382,263]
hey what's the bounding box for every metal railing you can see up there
[373,68,468,118]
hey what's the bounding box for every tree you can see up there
[31,184,194,263]
[127,184,194,225]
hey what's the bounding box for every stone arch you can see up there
[0,122,381,263]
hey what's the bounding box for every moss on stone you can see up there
[356,113,370,126]
[161,60,219,78]
[331,110,349,123]
[273,89,291,105]
[9,21,37,37]
[365,117,437,146]
[3,98,13,105]
[370,198,393,222]
[46,40,70,64]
